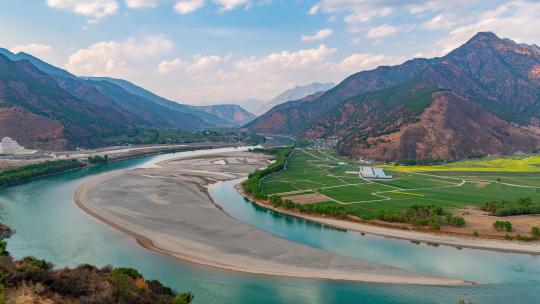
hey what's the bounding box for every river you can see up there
[0,149,538,303]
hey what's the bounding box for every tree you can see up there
[0,241,7,256]
[493,221,512,232]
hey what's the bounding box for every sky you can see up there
[1,0,540,105]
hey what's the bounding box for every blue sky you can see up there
[1,0,539,104]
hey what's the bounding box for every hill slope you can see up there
[248,32,540,160]
[0,54,137,149]
[0,50,240,150]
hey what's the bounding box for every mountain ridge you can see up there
[248,32,540,160]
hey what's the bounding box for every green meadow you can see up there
[261,149,540,219]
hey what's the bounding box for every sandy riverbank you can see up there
[243,192,540,255]
[74,150,468,285]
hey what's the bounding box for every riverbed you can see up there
[0,148,539,303]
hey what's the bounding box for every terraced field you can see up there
[261,149,540,219]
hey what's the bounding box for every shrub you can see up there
[88,155,109,164]
[376,205,462,230]
[493,221,512,232]
[173,292,195,304]
[482,197,540,216]
[0,241,7,256]
[109,267,142,279]
[473,231,479,238]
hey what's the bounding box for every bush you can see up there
[449,216,466,227]
[88,155,108,164]
[0,241,7,256]
[493,221,512,232]
[173,292,195,304]
[377,205,460,230]
[482,197,540,216]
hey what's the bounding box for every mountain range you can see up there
[256,82,335,115]
[247,32,540,160]
[0,48,256,150]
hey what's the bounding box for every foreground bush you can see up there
[0,241,193,303]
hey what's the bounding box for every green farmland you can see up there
[260,149,540,220]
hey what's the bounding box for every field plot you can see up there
[261,149,540,219]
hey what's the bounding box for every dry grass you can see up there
[282,193,329,205]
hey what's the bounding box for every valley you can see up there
[1,3,540,300]
[255,148,540,249]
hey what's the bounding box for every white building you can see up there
[0,137,36,155]
[360,166,393,179]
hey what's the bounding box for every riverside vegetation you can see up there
[0,160,83,188]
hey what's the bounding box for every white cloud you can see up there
[421,13,458,30]
[186,55,222,77]
[174,0,205,14]
[366,24,400,39]
[436,1,540,55]
[173,0,268,14]
[65,35,173,77]
[150,42,407,103]
[11,44,52,58]
[301,28,334,42]
[46,0,119,19]
[157,58,186,74]
[234,44,337,73]
[214,0,250,12]
[336,53,403,76]
[125,0,158,8]
[308,4,319,15]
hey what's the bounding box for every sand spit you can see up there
[75,151,468,285]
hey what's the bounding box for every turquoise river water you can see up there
[0,150,539,303]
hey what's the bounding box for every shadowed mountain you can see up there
[0,50,224,150]
[0,54,138,149]
[85,77,230,126]
[248,32,540,160]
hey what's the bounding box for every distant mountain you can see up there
[0,54,137,150]
[196,104,256,126]
[85,77,230,126]
[199,98,265,114]
[256,82,335,115]
[0,50,223,150]
[248,32,540,160]
[0,48,75,79]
